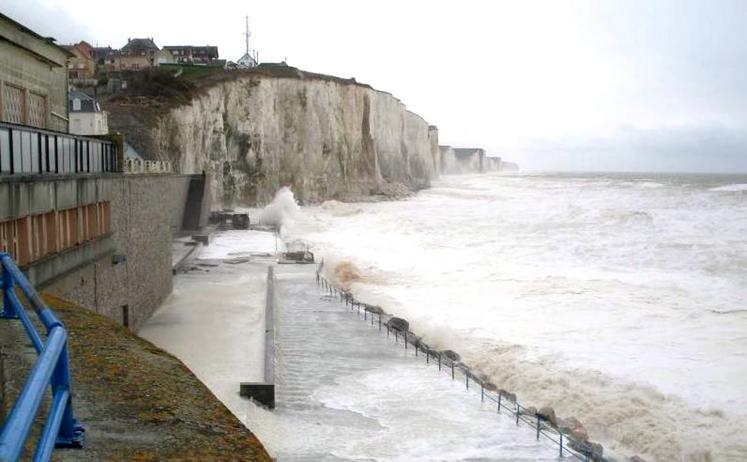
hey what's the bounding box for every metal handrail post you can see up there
[49,344,82,447]
[0,264,18,319]
[0,253,84,461]
[0,328,65,461]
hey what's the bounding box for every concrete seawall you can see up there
[240,266,276,408]
[0,172,210,331]
[46,173,208,330]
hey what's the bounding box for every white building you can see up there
[68,90,108,136]
[236,52,258,68]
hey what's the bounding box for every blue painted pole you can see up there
[50,344,82,448]
[33,389,69,461]
[0,328,66,461]
[5,290,44,353]
[1,259,18,319]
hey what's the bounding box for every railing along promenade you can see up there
[317,268,606,462]
[0,253,84,461]
[0,121,118,176]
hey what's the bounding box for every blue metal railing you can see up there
[0,253,84,462]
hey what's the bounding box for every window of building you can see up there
[2,84,25,125]
[73,98,81,111]
[27,92,47,129]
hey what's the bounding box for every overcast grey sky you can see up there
[5,0,747,172]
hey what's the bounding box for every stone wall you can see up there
[47,174,193,330]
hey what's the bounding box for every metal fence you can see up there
[123,158,173,174]
[0,122,118,176]
[0,253,84,461]
[317,271,605,462]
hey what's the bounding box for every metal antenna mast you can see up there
[244,16,251,56]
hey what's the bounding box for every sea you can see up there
[281,172,747,461]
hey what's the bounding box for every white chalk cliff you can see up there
[141,70,440,206]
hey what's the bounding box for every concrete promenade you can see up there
[244,264,560,461]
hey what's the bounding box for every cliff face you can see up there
[485,157,502,171]
[135,75,439,206]
[439,146,485,174]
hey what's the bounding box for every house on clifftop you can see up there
[103,37,174,71]
[62,40,96,83]
[163,45,219,65]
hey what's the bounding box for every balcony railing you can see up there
[0,122,118,176]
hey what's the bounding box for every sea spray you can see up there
[282,172,747,461]
[260,186,300,228]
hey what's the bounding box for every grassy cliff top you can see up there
[42,294,272,462]
[105,63,371,112]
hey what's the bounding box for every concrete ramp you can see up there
[245,264,559,461]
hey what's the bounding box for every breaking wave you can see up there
[709,183,747,192]
[260,186,300,227]
[285,172,747,461]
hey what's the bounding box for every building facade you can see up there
[0,13,71,132]
[68,90,108,135]
[121,38,159,64]
[63,41,96,82]
[163,46,219,65]
[236,52,258,68]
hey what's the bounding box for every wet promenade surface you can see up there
[244,264,560,461]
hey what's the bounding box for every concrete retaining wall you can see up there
[240,265,276,408]
[42,173,197,330]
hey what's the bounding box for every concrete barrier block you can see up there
[97,177,112,202]
[0,183,11,220]
[28,181,55,215]
[55,180,77,210]
[77,177,97,205]
[239,383,275,409]
[9,182,29,219]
